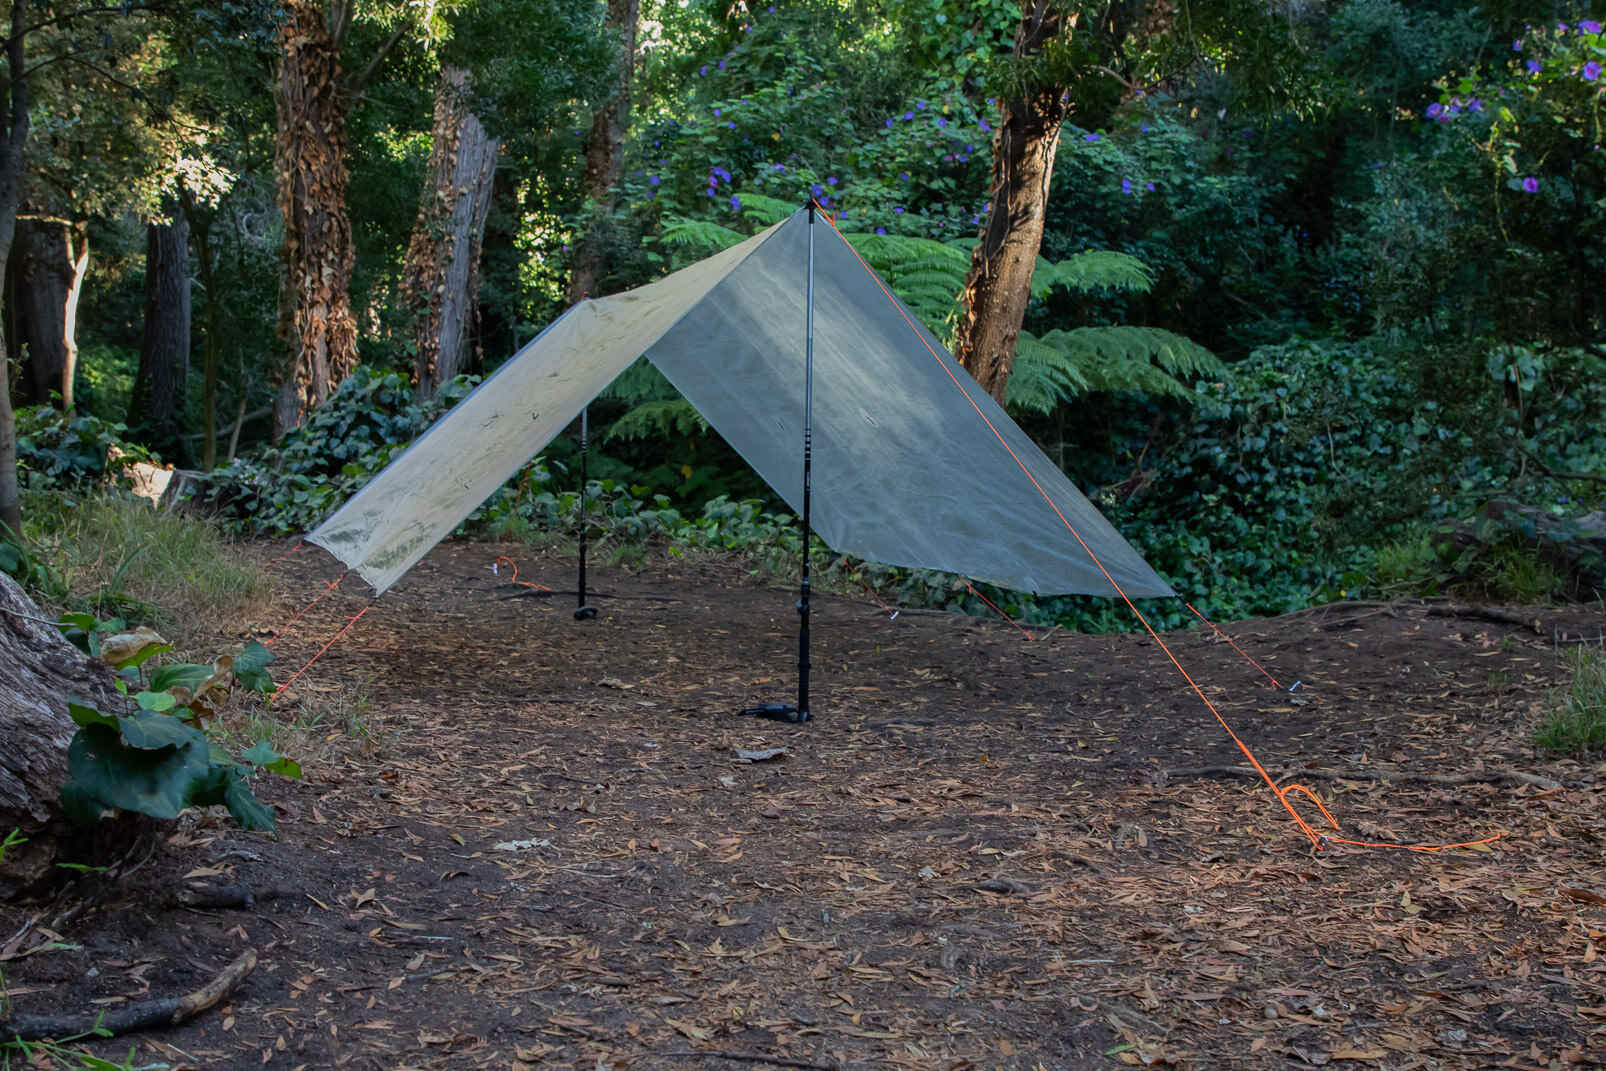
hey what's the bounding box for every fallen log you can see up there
[0,948,256,1042]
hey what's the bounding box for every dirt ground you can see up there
[3,539,1605,1070]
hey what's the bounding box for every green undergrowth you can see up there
[1534,647,1606,759]
[12,489,272,647]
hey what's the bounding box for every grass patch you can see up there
[19,489,272,645]
[1534,647,1606,759]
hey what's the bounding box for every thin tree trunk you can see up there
[14,215,88,411]
[403,66,499,398]
[272,0,357,439]
[0,0,32,539]
[128,204,192,463]
[184,195,221,470]
[952,1,1069,404]
[565,0,639,306]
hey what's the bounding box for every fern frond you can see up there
[1031,251,1156,300]
[658,217,747,258]
[843,232,970,334]
[1006,326,1225,411]
[600,357,677,405]
[605,399,709,442]
[1005,332,1094,413]
[736,193,798,226]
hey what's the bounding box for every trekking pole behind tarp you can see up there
[740,199,816,725]
[575,407,598,621]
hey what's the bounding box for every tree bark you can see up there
[13,214,88,410]
[182,193,222,470]
[0,571,126,891]
[272,0,358,439]
[564,0,639,306]
[952,0,1071,405]
[403,66,500,398]
[0,0,33,539]
[128,204,192,463]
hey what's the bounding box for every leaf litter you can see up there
[2,540,1602,1069]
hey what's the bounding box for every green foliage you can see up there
[189,367,479,534]
[1534,647,1606,759]
[14,407,154,491]
[19,491,271,637]
[1008,327,1227,414]
[55,615,292,833]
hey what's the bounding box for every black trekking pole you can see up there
[740,201,816,724]
[574,407,598,621]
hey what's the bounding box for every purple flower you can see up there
[1586,61,1603,81]
[885,119,894,128]
[811,183,823,198]
[649,175,660,186]
[899,171,909,181]
[1121,178,1132,195]
[893,206,904,213]
[904,111,914,120]
[1140,123,1150,133]
[937,117,947,127]
[978,119,991,131]
[1583,20,1602,33]
[730,195,741,210]
[1527,59,1543,74]
[713,107,722,116]
[705,188,715,197]
[700,64,709,75]
[718,59,726,71]
[826,176,837,185]
[1513,39,1523,50]
[1084,132,1101,141]
[775,164,787,173]
[1426,102,1444,119]
[727,121,736,129]
[917,101,926,109]
[1522,176,1539,193]
[1146,182,1155,191]
[875,227,886,235]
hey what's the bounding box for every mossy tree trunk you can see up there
[272,0,358,439]
[565,0,639,306]
[403,66,500,398]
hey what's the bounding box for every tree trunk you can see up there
[13,215,88,410]
[183,194,222,470]
[0,0,32,539]
[272,0,358,439]
[128,204,192,463]
[0,571,126,892]
[564,0,639,306]
[952,1,1070,405]
[403,66,500,398]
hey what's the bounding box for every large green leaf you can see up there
[148,662,217,693]
[234,641,275,694]
[59,716,277,832]
[60,720,217,823]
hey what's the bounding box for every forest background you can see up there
[2,0,1604,632]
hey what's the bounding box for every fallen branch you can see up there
[0,948,256,1042]
[1162,765,1563,792]
[660,1051,837,1070]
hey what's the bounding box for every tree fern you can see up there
[842,231,970,337]
[658,217,747,260]
[605,398,709,442]
[1006,326,1227,413]
[1031,250,1155,300]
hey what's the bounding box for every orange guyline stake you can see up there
[494,555,553,593]
[820,209,1501,854]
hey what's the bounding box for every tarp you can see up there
[308,207,1175,601]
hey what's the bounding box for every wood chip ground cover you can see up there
[3,541,1602,1070]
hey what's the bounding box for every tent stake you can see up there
[574,407,598,621]
[740,201,815,725]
